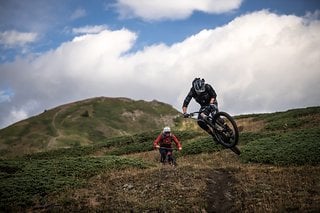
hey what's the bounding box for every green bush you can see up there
[261,107,320,131]
[180,136,223,156]
[107,141,153,155]
[240,127,320,165]
[239,132,277,145]
[23,146,98,159]
[0,156,149,210]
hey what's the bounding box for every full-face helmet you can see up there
[192,78,205,94]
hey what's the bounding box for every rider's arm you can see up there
[206,84,217,102]
[172,134,182,149]
[182,88,194,114]
[182,89,193,108]
[153,134,162,148]
[210,97,215,105]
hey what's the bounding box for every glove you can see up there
[183,112,189,118]
[178,147,182,151]
[211,103,218,110]
[206,104,217,113]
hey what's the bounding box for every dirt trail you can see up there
[205,168,237,212]
[47,107,67,148]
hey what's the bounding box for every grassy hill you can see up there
[0,101,319,212]
[0,97,188,157]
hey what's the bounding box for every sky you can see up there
[0,0,320,129]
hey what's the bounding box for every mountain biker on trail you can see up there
[182,78,219,135]
[153,126,182,164]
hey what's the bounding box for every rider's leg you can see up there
[167,152,173,164]
[197,118,213,135]
[198,106,214,135]
[159,148,167,163]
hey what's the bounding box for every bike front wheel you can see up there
[212,111,239,148]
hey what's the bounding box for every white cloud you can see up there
[0,30,38,47]
[1,10,320,128]
[1,100,39,128]
[115,0,243,20]
[72,25,109,34]
[5,109,28,126]
[0,90,13,103]
[304,9,320,21]
[70,8,87,20]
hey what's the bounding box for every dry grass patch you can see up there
[234,165,320,212]
[43,166,210,212]
[24,150,320,212]
[236,117,266,132]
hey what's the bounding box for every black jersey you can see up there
[183,84,217,107]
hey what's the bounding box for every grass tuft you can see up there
[240,127,320,165]
[0,156,149,210]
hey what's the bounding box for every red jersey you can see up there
[153,133,182,149]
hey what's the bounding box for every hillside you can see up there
[0,97,187,157]
[0,104,320,211]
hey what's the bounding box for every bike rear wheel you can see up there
[212,111,239,148]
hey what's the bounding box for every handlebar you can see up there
[188,111,201,117]
[155,147,179,151]
[184,111,205,118]
[184,105,218,118]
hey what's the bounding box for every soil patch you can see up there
[41,163,240,212]
[205,168,237,212]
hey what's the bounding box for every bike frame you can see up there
[185,109,240,154]
[188,110,216,129]
[156,147,178,165]
[187,110,238,148]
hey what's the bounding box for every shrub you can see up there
[0,156,149,210]
[240,127,320,165]
[180,136,223,156]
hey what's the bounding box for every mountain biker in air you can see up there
[153,126,182,164]
[182,78,219,135]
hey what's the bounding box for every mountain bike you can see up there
[185,109,240,155]
[156,147,178,166]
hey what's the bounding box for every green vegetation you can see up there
[239,106,320,131]
[23,129,202,159]
[0,156,149,210]
[0,127,207,210]
[241,127,320,165]
[238,132,276,145]
[0,97,182,157]
[0,98,319,211]
[180,136,223,155]
[237,106,320,165]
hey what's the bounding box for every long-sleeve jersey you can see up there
[153,133,182,149]
[183,84,217,107]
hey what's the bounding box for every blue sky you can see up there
[2,0,319,61]
[0,0,320,128]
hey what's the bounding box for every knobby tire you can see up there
[211,111,239,149]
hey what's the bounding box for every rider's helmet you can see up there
[192,78,205,94]
[163,126,171,133]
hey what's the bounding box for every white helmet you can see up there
[163,126,171,133]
